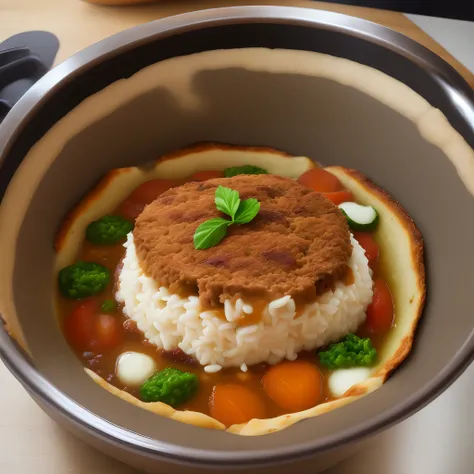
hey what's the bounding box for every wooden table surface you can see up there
[1,0,473,87]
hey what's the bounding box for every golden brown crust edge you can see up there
[327,166,426,383]
[54,167,135,253]
[85,369,225,430]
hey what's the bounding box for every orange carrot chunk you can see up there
[118,179,179,221]
[262,360,323,412]
[188,170,224,181]
[209,384,266,426]
[297,168,344,193]
[365,279,394,334]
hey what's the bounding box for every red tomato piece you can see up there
[322,190,353,206]
[95,313,123,351]
[365,279,394,334]
[354,232,379,267]
[297,168,344,193]
[63,300,96,352]
[188,170,224,181]
[64,300,123,352]
[118,179,179,221]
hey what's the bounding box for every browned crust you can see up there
[377,335,414,380]
[328,166,426,382]
[344,384,369,398]
[54,167,135,253]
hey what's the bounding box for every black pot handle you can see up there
[0,31,59,124]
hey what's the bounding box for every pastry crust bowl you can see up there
[54,144,424,436]
[0,6,472,474]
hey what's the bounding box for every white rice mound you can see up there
[116,233,373,373]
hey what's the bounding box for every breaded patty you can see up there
[133,174,352,307]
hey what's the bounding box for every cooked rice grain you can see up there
[116,233,373,371]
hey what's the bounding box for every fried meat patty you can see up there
[133,174,352,307]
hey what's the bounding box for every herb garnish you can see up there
[223,165,268,178]
[193,186,260,250]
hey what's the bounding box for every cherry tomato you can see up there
[188,170,224,181]
[365,279,394,334]
[64,300,96,352]
[209,384,266,426]
[118,179,179,221]
[322,190,354,206]
[262,360,323,412]
[95,313,123,350]
[297,168,343,193]
[354,232,379,267]
[64,300,123,352]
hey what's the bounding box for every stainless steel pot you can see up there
[0,6,473,474]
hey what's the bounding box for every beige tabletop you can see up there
[1,1,473,473]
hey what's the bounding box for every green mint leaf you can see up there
[234,198,260,224]
[194,218,231,250]
[223,165,268,178]
[215,185,240,219]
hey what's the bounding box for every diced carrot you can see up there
[297,168,344,193]
[188,170,224,181]
[262,360,323,412]
[322,190,354,206]
[209,384,266,426]
[365,279,394,334]
[354,232,379,267]
[118,179,179,221]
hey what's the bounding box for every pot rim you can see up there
[0,5,473,467]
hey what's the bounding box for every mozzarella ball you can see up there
[116,352,157,386]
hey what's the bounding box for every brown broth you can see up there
[57,175,395,425]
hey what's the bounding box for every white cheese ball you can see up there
[328,367,372,397]
[116,352,157,387]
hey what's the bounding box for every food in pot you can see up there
[58,262,110,299]
[54,144,425,435]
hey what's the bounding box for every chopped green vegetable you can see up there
[318,334,377,370]
[86,215,134,245]
[140,367,199,406]
[223,165,268,178]
[194,186,260,250]
[101,299,117,312]
[338,202,379,232]
[58,261,110,299]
